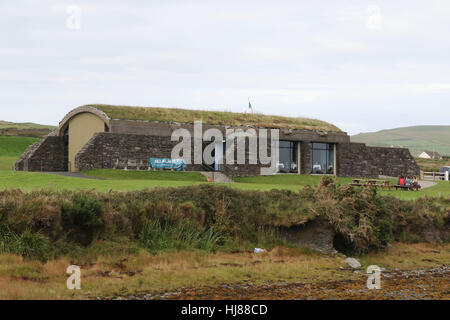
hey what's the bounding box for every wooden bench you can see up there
[393,182,421,191]
[350,179,389,189]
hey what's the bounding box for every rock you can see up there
[341,257,361,269]
[254,248,267,253]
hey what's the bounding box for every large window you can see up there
[278,141,298,173]
[311,143,335,174]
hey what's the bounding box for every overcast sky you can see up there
[1,0,449,135]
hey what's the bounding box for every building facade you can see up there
[15,105,420,178]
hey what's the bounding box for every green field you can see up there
[415,157,450,172]
[0,135,40,170]
[351,125,450,157]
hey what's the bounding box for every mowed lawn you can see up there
[233,175,450,199]
[0,169,448,200]
[0,170,207,192]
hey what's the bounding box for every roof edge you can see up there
[57,106,111,135]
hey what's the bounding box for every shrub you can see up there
[61,192,104,245]
[0,180,448,261]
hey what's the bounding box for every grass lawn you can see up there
[0,135,40,170]
[0,169,448,200]
[0,156,20,171]
[0,171,207,192]
[82,169,206,181]
[233,175,450,199]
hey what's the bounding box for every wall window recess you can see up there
[277,141,298,173]
[311,143,335,174]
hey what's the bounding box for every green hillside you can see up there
[351,125,450,157]
[0,120,56,138]
[0,120,56,130]
[0,135,40,170]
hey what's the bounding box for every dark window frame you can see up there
[311,142,335,175]
[278,140,298,174]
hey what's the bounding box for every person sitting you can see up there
[399,176,406,186]
[405,176,412,186]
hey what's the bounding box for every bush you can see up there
[0,179,448,261]
[61,192,104,245]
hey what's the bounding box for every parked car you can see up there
[440,166,450,180]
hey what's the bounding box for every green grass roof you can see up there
[87,104,342,132]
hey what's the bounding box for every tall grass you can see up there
[138,220,223,252]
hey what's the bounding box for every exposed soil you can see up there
[127,267,449,300]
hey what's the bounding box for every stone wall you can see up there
[337,143,379,178]
[109,119,351,144]
[337,142,420,178]
[75,133,420,178]
[75,133,182,171]
[299,141,312,174]
[14,136,65,172]
[367,146,420,177]
[75,132,272,177]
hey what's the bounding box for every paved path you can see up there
[43,172,105,180]
[419,180,437,189]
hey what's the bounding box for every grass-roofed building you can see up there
[15,104,420,178]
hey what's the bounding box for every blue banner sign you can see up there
[149,158,186,171]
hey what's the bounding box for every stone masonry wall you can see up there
[337,143,420,178]
[14,136,65,172]
[75,132,269,176]
[75,133,183,171]
[367,146,420,177]
[337,143,379,178]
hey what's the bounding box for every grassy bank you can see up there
[1,180,448,264]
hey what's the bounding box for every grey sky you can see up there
[1,0,449,135]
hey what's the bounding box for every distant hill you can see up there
[0,120,56,138]
[351,125,450,157]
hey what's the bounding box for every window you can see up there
[311,143,334,174]
[278,141,298,173]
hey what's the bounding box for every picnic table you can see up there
[350,178,421,191]
[350,179,391,189]
[393,182,421,191]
